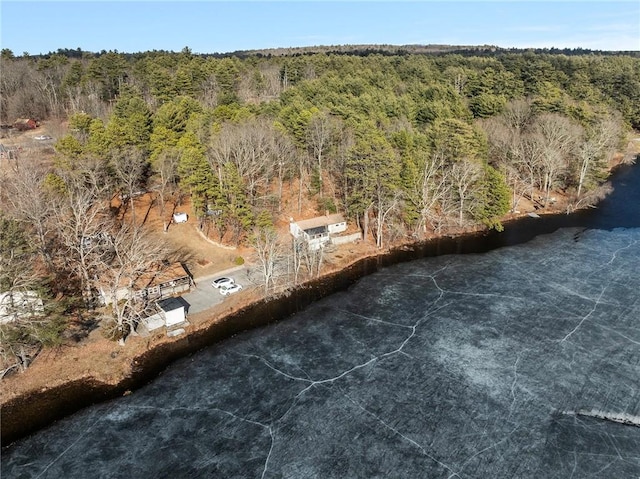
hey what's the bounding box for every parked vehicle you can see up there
[211,277,234,289]
[219,283,243,296]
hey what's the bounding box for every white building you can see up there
[156,297,187,328]
[289,213,348,250]
[0,290,44,324]
[140,296,188,333]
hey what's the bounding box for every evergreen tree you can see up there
[473,165,511,231]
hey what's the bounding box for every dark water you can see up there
[2,163,640,478]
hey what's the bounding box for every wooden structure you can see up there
[13,118,38,130]
[99,262,193,306]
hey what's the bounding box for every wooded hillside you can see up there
[1,46,638,371]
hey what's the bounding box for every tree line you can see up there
[0,47,637,371]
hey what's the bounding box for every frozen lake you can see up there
[3,164,640,478]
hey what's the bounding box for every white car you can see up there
[212,277,235,289]
[219,283,243,296]
[34,135,53,140]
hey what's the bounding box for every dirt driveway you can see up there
[131,193,250,280]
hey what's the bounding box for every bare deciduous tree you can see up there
[271,131,298,211]
[50,158,114,302]
[1,154,55,264]
[448,160,483,226]
[307,110,338,198]
[208,118,278,206]
[482,99,537,211]
[531,113,582,206]
[151,148,180,232]
[98,223,172,344]
[575,114,621,198]
[250,227,283,294]
[298,241,325,279]
[112,146,148,225]
[415,151,451,235]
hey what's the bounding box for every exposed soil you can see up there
[1,128,638,444]
[0,153,377,407]
[123,192,246,278]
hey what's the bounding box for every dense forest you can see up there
[1,46,639,372]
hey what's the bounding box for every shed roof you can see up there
[156,296,185,312]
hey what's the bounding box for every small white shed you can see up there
[173,212,188,223]
[156,297,186,327]
[141,297,187,333]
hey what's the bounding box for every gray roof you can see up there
[156,296,186,312]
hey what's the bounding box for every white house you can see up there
[0,290,44,324]
[289,213,348,250]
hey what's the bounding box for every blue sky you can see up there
[1,1,639,55]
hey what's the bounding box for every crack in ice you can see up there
[344,393,462,478]
[454,425,520,478]
[33,410,109,479]
[560,287,607,343]
[602,238,637,266]
[233,300,439,472]
[130,404,276,478]
[336,309,414,329]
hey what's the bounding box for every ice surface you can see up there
[3,227,640,478]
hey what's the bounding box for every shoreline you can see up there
[0,211,593,446]
[1,151,637,447]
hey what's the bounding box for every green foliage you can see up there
[86,51,128,100]
[61,61,84,90]
[176,132,217,217]
[221,162,254,242]
[531,81,570,114]
[54,135,84,164]
[154,96,203,134]
[473,165,512,231]
[215,57,241,104]
[316,197,337,215]
[0,217,32,291]
[85,119,109,155]
[106,88,153,150]
[412,83,472,125]
[0,216,67,364]
[396,135,425,229]
[0,314,66,357]
[1,48,14,60]
[254,210,274,230]
[469,93,506,118]
[43,173,67,195]
[210,104,254,124]
[233,256,245,266]
[428,118,487,162]
[277,103,314,146]
[345,127,400,219]
[68,112,93,133]
[4,47,637,253]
